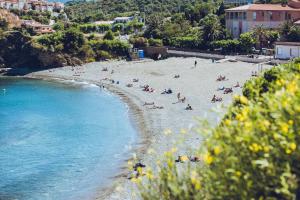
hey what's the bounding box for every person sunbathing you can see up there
[143,102,155,106]
[181,97,186,103]
[175,155,189,163]
[133,78,139,82]
[150,105,164,109]
[102,67,108,71]
[189,156,201,162]
[234,82,240,87]
[126,83,133,87]
[211,95,222,103]
[185,104,193,110]
[224,87,233,94]
[174,74,180,78]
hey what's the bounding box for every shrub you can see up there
[211,39,240,53]
[148,38,163,47]
[239,32,256,53]
[103,30,114,40]
[129,37,148,48]
[169,36,200,49]
[139,62,300,199]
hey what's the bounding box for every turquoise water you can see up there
[0,78,137,200]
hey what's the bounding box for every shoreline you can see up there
[1,57,271,199]
[14,74,154,200]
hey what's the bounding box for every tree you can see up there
[239,32,256,53]
[144,13,164,39]
[61,29,85,53]
[199,14,223,45]
[103,30,114,40]
[253,25,266,49]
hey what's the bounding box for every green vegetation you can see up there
[10,9,51,24]
[138,62,300,199]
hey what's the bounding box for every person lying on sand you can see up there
[133,78,139,82]
[102,67,108,72]
[133,162,146,171]
[174,74,180,78]
[216,75,226,81]
[185,104,193,110]
[189,156,201,162]
[175,155,189,163]
[150,105,164,109]
[211,95,222,103]
[143,102,155,106]
[126,83,133,87]
[251,71,258,77]
[224,87,233,94]
[233,82,240,88]
[161,88,173,94]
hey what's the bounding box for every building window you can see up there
[234,12,238,19]
[252,12,256,20]
[243,12,246,20]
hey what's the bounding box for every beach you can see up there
[25,57,270,199]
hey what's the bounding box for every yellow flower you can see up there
[286,81,297,93]
[190,171,201,190]
[164,128,172,135]
[290,143,297,151]
[180,128,187,134]
[280,123,289,134]
[273,133,280,141]
[249,143,261,152]
[235,171,241,177]
[213,146,222,155]
[203,153,213,165]
[236,114,245,122]
[286,149,292,154]
[224,119,231,126]
[240,95,248,105]
[263,120,271,127]
[131,177,141,183]
[288,120,294,125]
[263,146,270,153]
[145,169,153,180]
[170,147,177,153]
[244,122,252,131]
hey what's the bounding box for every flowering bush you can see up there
[138,62,300,199]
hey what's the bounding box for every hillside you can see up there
[0,9,21,29]
[65,0,201,22]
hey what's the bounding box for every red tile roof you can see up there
[226,4,300,11]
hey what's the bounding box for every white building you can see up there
[275,42,300,59]
[114,16,134,23]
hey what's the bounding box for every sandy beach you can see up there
[25,57,270,200]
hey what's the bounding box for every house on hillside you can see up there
[114,16,134,24]
[0,0,64,12]
[225,1,300,38]
[223,0,256,6]
[275,41,300,59]
[22,19,54,34]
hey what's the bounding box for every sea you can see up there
[0,78,137,200]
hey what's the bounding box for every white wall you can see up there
[275,45,300,59]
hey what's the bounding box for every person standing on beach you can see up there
[177,92,181,100]
[194,60,197,68]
